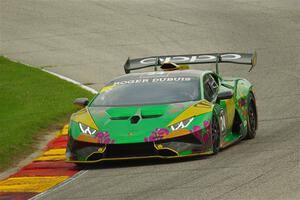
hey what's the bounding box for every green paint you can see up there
[71,102,212,144]
[179,150,192,156]
[224,131,240,142]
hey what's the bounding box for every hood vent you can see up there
[110,114,162,121]
[142,114,162,119]
[110,116,130,120]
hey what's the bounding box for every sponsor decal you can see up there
[114,77,192,85]
[139,54,242,65]
[79,123,96,135]
[170,117,194,131]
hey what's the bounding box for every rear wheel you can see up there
[212,112,221,154]
[245,93,257,139]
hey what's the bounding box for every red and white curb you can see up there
[0,125,81,200]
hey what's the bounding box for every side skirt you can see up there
[220,131,242,149]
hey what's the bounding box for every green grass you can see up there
[0,56,94,171]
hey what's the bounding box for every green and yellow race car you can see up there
[66,52,258,163]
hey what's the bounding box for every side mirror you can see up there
[217,91,233,101]
[74,98,89,107]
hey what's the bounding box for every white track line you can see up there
[6,57,98,94]
[42,69,98,94]
[29,170,89,200]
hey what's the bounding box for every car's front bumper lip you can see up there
[66,133,213,163]
[66,151,214,164]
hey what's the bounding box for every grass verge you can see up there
[0,56,94,171]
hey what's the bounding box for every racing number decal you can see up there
[219,109,226,136]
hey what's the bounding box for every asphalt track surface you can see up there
[1,0,299,199]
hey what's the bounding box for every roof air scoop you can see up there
[130,115,141,124]
[160,62,190,71]
[160,62,179,70]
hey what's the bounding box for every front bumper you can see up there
[66,134,213,163]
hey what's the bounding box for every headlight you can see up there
[79,123,97,135]
[170,117,194,131]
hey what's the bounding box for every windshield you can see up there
[90,76,200,107]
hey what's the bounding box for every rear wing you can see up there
[124,52,257,74]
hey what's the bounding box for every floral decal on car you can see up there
[144,128,170,142]
[95,131,115,144]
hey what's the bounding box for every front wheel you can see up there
[212,112,221,154]
[245,93,257,139]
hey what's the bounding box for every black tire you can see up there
[245,93,257,139]
[212,111,221,154]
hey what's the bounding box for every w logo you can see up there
[79,123,97,135]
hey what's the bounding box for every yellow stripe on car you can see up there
[72,108,98,130]
[168,100,213,126]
